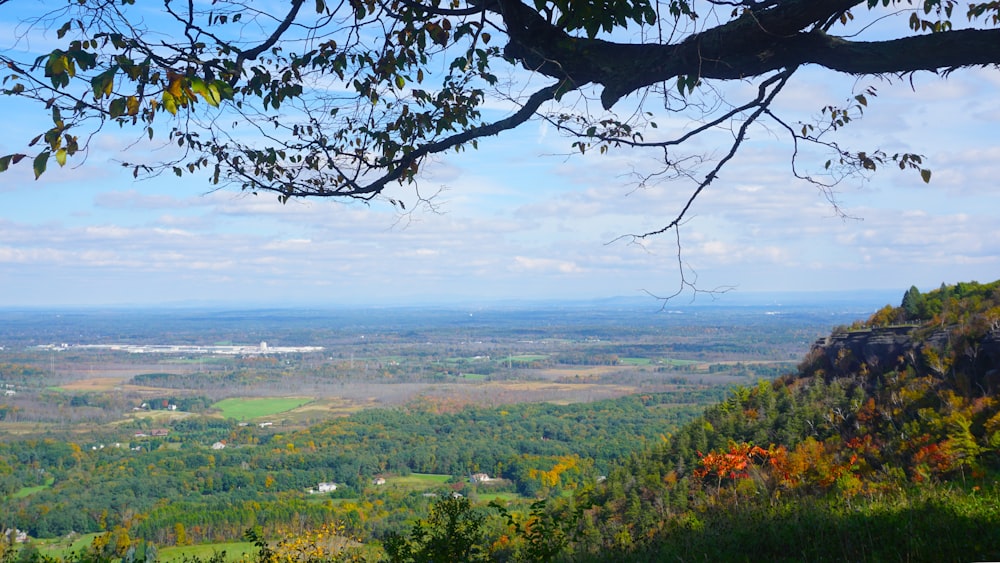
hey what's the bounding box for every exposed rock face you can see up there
[809,325,1000,394]
[812,326,922,373]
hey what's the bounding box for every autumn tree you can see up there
[1,0,997,235]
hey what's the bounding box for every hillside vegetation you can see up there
[561,280,1000,561]
[3,282,1000,562]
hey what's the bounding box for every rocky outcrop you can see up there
[808,325,1000,394]
[812,326,922,372]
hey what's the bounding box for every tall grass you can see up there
[595,486,1000,562]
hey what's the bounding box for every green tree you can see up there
[1,0,990,233]
[901,285,925,320]
[384,496,490,563]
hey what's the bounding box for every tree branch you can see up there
[235,0,307,67]
[238,82,563,199]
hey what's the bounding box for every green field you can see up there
[158,541,254,562]
[507,355,548,362]
[384,473,452,491]
[12,477,54,499]
[35,533,101,558]
[619,357,652,366]
[38,536,254,563]
[459,373,486,380]
[479,491,522,502]
[212,397,313,420]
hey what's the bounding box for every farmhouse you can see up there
[2,528,27,543]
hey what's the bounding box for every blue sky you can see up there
[0,4,998,307]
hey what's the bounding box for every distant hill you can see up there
[568,280,1000,562]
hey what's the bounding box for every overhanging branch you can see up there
[242,82,564,199]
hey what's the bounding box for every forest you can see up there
[2,286,999,561]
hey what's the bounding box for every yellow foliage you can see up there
[268,523,361,562]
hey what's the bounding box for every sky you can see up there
[0,3,998,308]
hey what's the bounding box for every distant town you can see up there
[34,341,323,355]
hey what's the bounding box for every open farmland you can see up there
[212,397,314,420]
[0,301,879,437]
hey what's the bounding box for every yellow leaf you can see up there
[206,83,221,107]
[166,72,184,98]
[162,91,178,115]
[55,148,67,166]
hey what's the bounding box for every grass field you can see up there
[12,477,54,499]
[619,357,652,366]
[158,541,255,562]
[36,535,254,563]
[384,473,452,491]
[507,355,548,362]
[212,397,313,420]
[35,533,101,558]
[479,491,522,502]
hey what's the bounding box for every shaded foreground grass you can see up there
[600,488,1000,563]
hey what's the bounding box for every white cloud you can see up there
[95,190,202,210]
[512,256,583,274]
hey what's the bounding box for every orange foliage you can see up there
[694,442,769,484]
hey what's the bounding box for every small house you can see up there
[470,473,493,483]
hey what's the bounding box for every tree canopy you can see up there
[1,0,997,232]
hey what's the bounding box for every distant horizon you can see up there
[0,286,914,311]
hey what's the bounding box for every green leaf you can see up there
[206,83,222,106]
[0,155,11,172]
[190,77,221,107]
[162,92,178,115]
[33,151,50,179]
[109,97,126,118]
[920,168,932,183]
[56,20,72,39]
[91,67,116,100]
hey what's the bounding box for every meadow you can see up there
[211,397,314,420]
